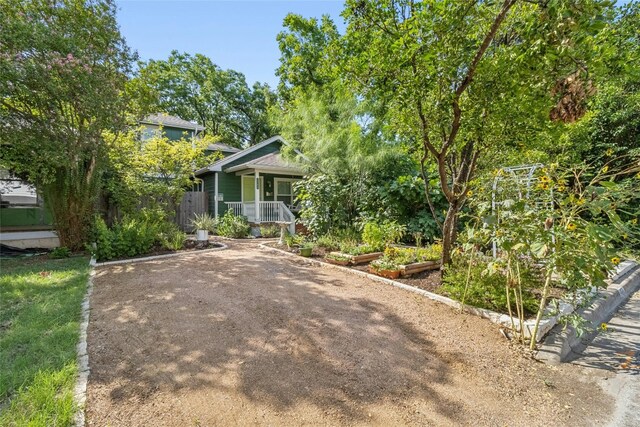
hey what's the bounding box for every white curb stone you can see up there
[259,244,637,344]
[94,244,228,267]
[73,258,95,427]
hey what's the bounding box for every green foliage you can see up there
[314,228,361,251]
[0,0,135,250]
[294,175,356,235]
[370,257,400,272]
[325,252,352,262]
[462,162,640,345]
[131,50,277,146]
[275,14,340,101]
[91,212,164,261]
[50,247,71,259]
[442,257,540,316]
[159,227,187,251]
[259,224,280,238]
[340,0,610,263]
[362,220,406,251]
[339,244,378,256]
[217,211,250,238]
[284,232,305,249]
[0,256,89,426]
[191,213,217,232]
[104,128,212,217]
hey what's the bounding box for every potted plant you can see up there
[300,242,314,257]
[369,257,401,279]
[191,213,217,242]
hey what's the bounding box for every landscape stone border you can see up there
[73,258,95,427]
[536,261,640,364]
[93,243,228,267]
[260,244,637,344]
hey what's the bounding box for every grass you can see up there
[0,255,90,426]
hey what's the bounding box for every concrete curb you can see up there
[258,244,539,332]
[260,244,637,343]
[73,257,95,427]
[536,261,640,364]
[93,244,228,267]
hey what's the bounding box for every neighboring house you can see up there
[195,135,304,235]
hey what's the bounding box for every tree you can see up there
[276,14,340,101]
[103,128,215,219]
[340,0,610,264]
[131,51,276,147]
[0,0,134,250]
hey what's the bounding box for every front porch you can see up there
[225,201,296,235]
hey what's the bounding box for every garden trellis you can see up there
[491,164,553,257]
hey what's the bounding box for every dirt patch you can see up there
[86,241,612,426]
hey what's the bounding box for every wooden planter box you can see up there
[368,266,401,279]
[400,260,440,276]
[328,251,383,265]
[325,257,351,266]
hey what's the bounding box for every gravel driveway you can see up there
[86,241,611,426]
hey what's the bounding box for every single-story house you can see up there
[195,135,305,235]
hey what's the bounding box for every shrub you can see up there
[49,246,71,258]
[91,211,165,261]
[315,228,361,251]
[217,211,250,238]
[339,244,378,256]
[159,226,187,251]
[441,257,540,316]
[284,233,304,249]
[362,220,406,251]
[260,224,280,238]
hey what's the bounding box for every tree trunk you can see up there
[441,199,460,265]
[43,154,100,252]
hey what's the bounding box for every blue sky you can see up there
[116,0,634,88]
[116,1,345,88]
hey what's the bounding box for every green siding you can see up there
[163,126,194,141]
[201,140,303,217]
[0,207,53,228]
[222,141,281,169]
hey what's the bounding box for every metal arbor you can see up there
[491,164,550,257]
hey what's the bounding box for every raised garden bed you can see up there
[327,250,383,265]
[400,260,440,276]
[369,260,441,279]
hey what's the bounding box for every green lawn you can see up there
[0,255,90,426]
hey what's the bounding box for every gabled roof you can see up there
[225,152,304,175]
[141,113,205,132]
[195,135,288,175]
[206,142,241,153]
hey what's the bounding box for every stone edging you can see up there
[93,244,228,267]
[536,261,640,364]
[73,258,95,427]
[259,244,636,343]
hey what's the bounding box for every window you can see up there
[274,178,300,210]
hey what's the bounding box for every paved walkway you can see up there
[570,289,640,426]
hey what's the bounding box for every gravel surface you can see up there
[86,240,612,426]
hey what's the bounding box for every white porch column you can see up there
[214,172,219,219]
[254,170,260,223]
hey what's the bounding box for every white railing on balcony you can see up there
[225,201,296,235]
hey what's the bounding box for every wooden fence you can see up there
[176,191,207,231]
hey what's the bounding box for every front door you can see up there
[241,175,264,203]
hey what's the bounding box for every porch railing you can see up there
[225,201,296,235]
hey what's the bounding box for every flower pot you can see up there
[300,247,313,257]
[196,229,209,242]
